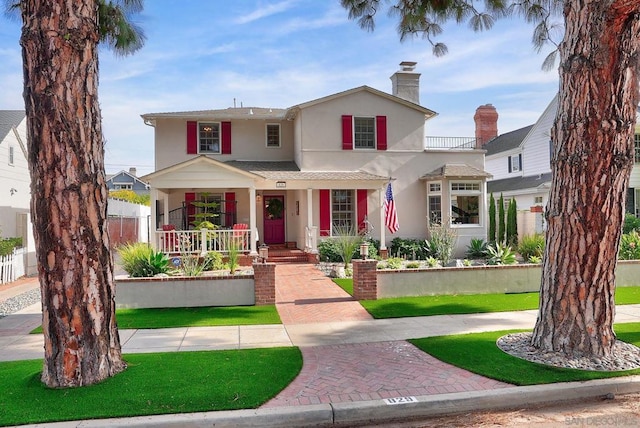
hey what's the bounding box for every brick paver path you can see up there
[265,263,513,408]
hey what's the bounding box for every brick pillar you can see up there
[474,104,498,147]
[253,262,276,305]
[353,260,378,300]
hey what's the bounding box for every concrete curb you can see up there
[19,376,640,428]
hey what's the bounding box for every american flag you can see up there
[384,181,399,234]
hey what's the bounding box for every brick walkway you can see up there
[265,264,512,408]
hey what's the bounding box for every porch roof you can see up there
[226,160,388,181]
[420,163,492,180]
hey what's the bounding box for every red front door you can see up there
[263,195,285,244]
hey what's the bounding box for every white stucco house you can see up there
[141,62,492,258]
[484,95,640,238]
[0,110,36,275]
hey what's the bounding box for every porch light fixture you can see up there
[256,194,262,203]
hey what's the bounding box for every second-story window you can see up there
[8,146,14,165]
[635,133,640,163]
[199,122,220,153]
[266,124,281,148]
[354,117,375,149]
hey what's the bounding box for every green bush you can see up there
[426,223,457,266]
[466,238,487,258]
[118,243,170,277]
[385,257,403,269]
[623,213,640,234]
[203,251,225,270]
[406,261,421,269]
[0,237,22,256]
[486,242,517,265]
[318,239,343,263]
[518,234,545,261]
[426,256,440,267]
[620,230,640,260]
[390,238,430,260]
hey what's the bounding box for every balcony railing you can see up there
[155,228,251,255]
[425,136,477,150]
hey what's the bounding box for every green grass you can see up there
[0,348,302,427]
[333,279,640,319]
[31,305,281,333]
[409,323,640,385]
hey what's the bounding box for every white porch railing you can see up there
[0,247,26,284]
[305,226,318,253]
[155,229,252,255]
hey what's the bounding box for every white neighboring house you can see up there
[0,110,36,275]
[484,95,640,238]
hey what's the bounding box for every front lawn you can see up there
[0,347,302,427]
[409,322,640,385]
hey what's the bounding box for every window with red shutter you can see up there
[341,115,353,150]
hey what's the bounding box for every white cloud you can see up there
[235,0,299,24]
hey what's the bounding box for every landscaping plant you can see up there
[623,213,640,234]
[390,237,430,260]
[118,243,170,277]
[426,223,457,266]
[466,238,487,259]
[331,223,364,268]
[203,251,225,270]
[486,242,517,265]
[384,257,403,269]
[488,193,496,244]
[518,234,545,261]
[619,230,640,260]
[506,199,518,246]
[497,194,506,243]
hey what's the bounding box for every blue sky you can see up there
[0,1,560,176]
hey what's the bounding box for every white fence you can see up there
[0,247,26,284]
[154,229,252,255]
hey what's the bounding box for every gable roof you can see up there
[483,124,534,156]
[487,172,552,194]
[106,170,149,186]
[0,110,26,142]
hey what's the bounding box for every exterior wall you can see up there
[107,171,149,194]
[0,118,30,238]
[521,97,556,177]
[154,118,295,170]
[485,149,521,181]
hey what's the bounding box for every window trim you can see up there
[330,189,355,234]
[509,154,521,172]
[634,133,640,164]
[449,180,482,227]
[353,116,376,150]
[198,121,221,154]
[427,181,442,225]
[265,123,281,148]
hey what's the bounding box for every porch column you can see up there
[162,192,169,226]
[378,187,389,254]
[306,188,317,253]
[249,187,258,256]
[150,188,158,250]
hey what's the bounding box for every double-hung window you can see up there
[635,133,640,163]
[199,122,220,153]
[354,117,375,149]
[331,189,354,233]
[427,182,442,225]
[509,154,522,172]
[450,181,481,226]
[8,146,14,166]
[266,123,281,148]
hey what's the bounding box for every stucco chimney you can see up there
[129,167,137,176]
[391,61,420,104]
[474,104,498,148]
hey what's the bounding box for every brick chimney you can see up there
[129,167,137,176]
[474,104,498,148]
[391,61,420,104]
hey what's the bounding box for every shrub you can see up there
[488,193,496,244]
[528,255,542,264]
[619,230,640,260]
[518,234,545,261]
[426,256,440,267]
[498,194,506,243]
[0,237,22,256]
[118,243,170,277]
[506,199,518,247]
[466,238,487,258]
[623,213,640,234]
[318,239,342,263]
[390,238,430,260]
[486,242,517,265]
[405,261,421,269]
[179,255,205,277]
[203,251,225,270]
[331,224,363,268]
[227,240,240,274]
[385,257,403,269]
[427,223,457,266]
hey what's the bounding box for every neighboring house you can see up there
[106,167,150,195]
[0,110,36,275]
[484,95,640,238]
[141,62,491,257]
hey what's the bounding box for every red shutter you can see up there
[185,192,196,227]
[341,115,353,150]
[225,192,236,226]
[187,121,197,154]
[357,189,368,233]
[221,121,232,154]
[319,189,331,236]
[376,116,387,151]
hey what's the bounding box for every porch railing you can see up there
[425,136,477,150]
[155,228,252,255]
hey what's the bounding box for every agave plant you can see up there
[486,242,517,265]
[466,238,487,258]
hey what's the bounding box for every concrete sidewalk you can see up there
[3,273,640,427]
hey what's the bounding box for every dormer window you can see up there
[199,122,220,153]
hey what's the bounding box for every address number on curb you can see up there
[383,396,418,405]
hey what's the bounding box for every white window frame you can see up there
[634,133,640,164]
[353,117,376,150]
[509,155,521,172]
[266,123,281,148]
[331,189,355,234]
[427,181,442,225]
[450,180,482,227]
[198,122,221,154]
[8,145,14,166]
[114,183,133,190]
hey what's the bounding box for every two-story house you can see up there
[484,95,640,238]
[141,62,492,258]
[106,167,150,195]
[0,110,36,275]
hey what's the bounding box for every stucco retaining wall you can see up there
[376,260,640,298]
[115,274,255,308]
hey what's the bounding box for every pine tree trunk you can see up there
[531,1,640,357]
[21,0,126,387]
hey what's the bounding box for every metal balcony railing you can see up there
[425,136,477,150]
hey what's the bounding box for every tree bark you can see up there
[531,0,640,357]
[21,0,126,387]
